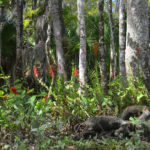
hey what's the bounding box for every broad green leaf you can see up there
[0,90,4,96]
[13,104,18,110]
[23,19,31,29]
[27,96,36,106]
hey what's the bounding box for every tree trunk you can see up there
[126,0,150,92]
[0,7,6,66]
[119,0,126,84]
[16,0,23,77]
[45,1,53,83]
[0,24,1,66]
[0,10,3,66]
[32,0,37,9]
[77,0,87,94]
[38,0,41,7]
[51,0,67,81]
[107,0,117,79]
[99,0,108,93]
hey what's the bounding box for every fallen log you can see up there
[121,105,150,120]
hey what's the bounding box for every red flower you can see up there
[48,64,57,78]
[44,96,48,102]
[49,68,55,78]
[33,66,39,77]
[74,68,79,77]
[65,145,74,150]
[51,64,57,72]
[0,57,2,61]
[10,86,19,94]
[93,44,98,55]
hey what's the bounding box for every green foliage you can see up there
[1,0,150,149]
[108,77,149,110]
[23,7,41,29]
[0,0,10,7]
[1,70,150,149]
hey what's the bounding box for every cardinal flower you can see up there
[74,68,79,77]
[48,64,57,78]
[93,44,98,55]
[44,96,48,102]
[51,64,57,72]
[33,66,39,77]
[10,86,19,94]
[49,67,55,78]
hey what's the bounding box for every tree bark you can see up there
[77,0,87,94]
[32,0,37,9]
[107,0,117,79]
[51,0,67,81]
[16,0,23,77]
[0,7,6,66]
[126,0,150,92]
[0,24,1,66]
[119,0,126,84]
[99,0,108,93]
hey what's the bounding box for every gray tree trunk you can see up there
[119,0,126,84]
[77,0,87,94]
[45,1,53,82]
[51,0,67,81]
[99,0,108,93]
[16,0,23,76]
[45,0,52,58]
[126,0,150,92]
[107,0,117,79]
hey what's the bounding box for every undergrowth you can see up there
[0,70,150,149]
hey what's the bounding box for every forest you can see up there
[0,0,150,149]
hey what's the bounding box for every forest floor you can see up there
[1,118,150,150]
[1,77,150,149]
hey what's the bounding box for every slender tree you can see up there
[51,0,67,81]
[119,0,126,83]
[0,23,1,66]
[0,8,3,66]
[126,0,150,92]
[16,0,23,76]
[45,2,52,67]
[77,0,87,94]
[99,0,108,93]
[32,0,37,9]
[107,0,116,79]
[0,7,6,66]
